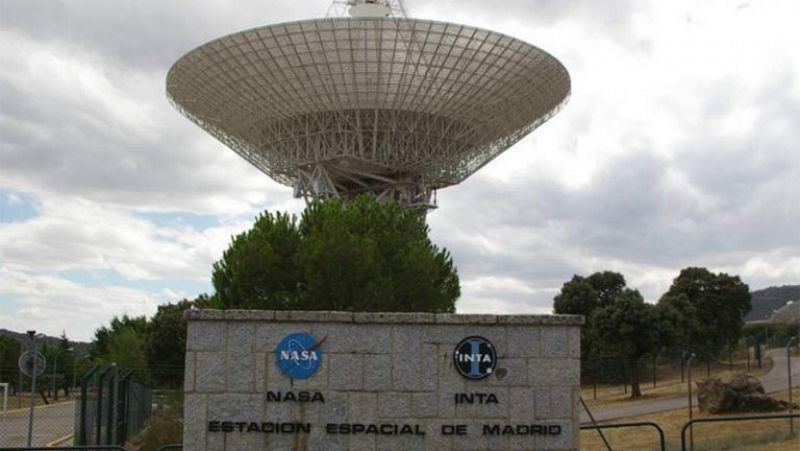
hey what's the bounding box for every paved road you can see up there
[0,401,75,447]
[582,349,800,423]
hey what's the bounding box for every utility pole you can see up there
[787,337,797,436]
[687,353,697,451]
[0,341,4,384]
[17,366,22,408]
[26,331,38,448]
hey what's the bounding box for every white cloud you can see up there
[1,0,799,341]
[0,191,269,281]
[5,193,22,204]
[0,267,159,341]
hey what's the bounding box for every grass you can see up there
[128,408,183,451]
[128,391,183,451]
[582,357,774,409]
[581,385,800,450]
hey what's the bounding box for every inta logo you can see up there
[275,332,325,379]
[453,336,497,380]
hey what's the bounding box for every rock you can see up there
[735,393,788,412]
[696,378,738,414]
[696,373,798,414]
[727,373,764,395]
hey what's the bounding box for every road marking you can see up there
[46,432,74,447]
[4,400,75,414]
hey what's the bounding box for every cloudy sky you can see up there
[1,0,798,341]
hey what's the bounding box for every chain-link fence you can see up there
[0,364,154,448]
[76,365,152,447]
[0,376,76,446]
[580,337,790,402]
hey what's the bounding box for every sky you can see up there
[1,0,798,342]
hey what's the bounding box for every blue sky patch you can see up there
[58,269,213,300]
[137,211,220,231]
[0,189,39,223]
[0,294,20,314]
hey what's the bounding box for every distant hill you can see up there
[745,285,800,322]
[0,329,91,355]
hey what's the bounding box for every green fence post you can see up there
[95,365,115,445]
[117,370,134,444]
[106,363,118,445]
[77,365,98,445]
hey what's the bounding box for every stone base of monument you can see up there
[696,373,797,414]
[183,310,584,450]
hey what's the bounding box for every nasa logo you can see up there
[453,336,497,380]
[275,332,325,379]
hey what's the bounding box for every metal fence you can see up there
[680,413,800,451]
[580,340,783,401]
[581,421,666,451]
[0,447,125,451]
[0,447,178,451]
[76,365,152,447]
[0,364,168,449]
[0,391,75,448]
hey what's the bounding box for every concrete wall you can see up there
[183,310,583,450]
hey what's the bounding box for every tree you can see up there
[212,211,301,309]
[146,295,213,387]
[655,293,701,352]
[553,271,627,317]
[553,271,628,359]
[659,267,751,357]
[54,332,73,399]
[107,328,148,381]
[213,196,459,312]
[90,315,147,360]
[0,336,21,393]
[586,271,627,307]
[553,276,599,318]
[89,315,149,380]
[591,289,661,398]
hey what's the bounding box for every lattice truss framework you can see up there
[167,18,570,208]
[327,0,408,19]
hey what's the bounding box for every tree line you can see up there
[553,267,752,398]
[79,197,773,401]
[0,331,79,400]
[85,197,460,387]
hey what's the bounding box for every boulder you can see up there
[696,373,797,414]
[736,393,791,412]
[696,378,738,414]
[727,373,764,395]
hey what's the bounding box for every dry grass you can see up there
[581,385,800,450]
[582,358,773,409]
[129,408,183,451]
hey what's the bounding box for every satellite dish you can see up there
[167,2,570,213]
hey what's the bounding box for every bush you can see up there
[129,393,183,451]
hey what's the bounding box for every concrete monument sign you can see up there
[183,310,583,450]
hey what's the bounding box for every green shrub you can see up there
[129,407,182,450]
